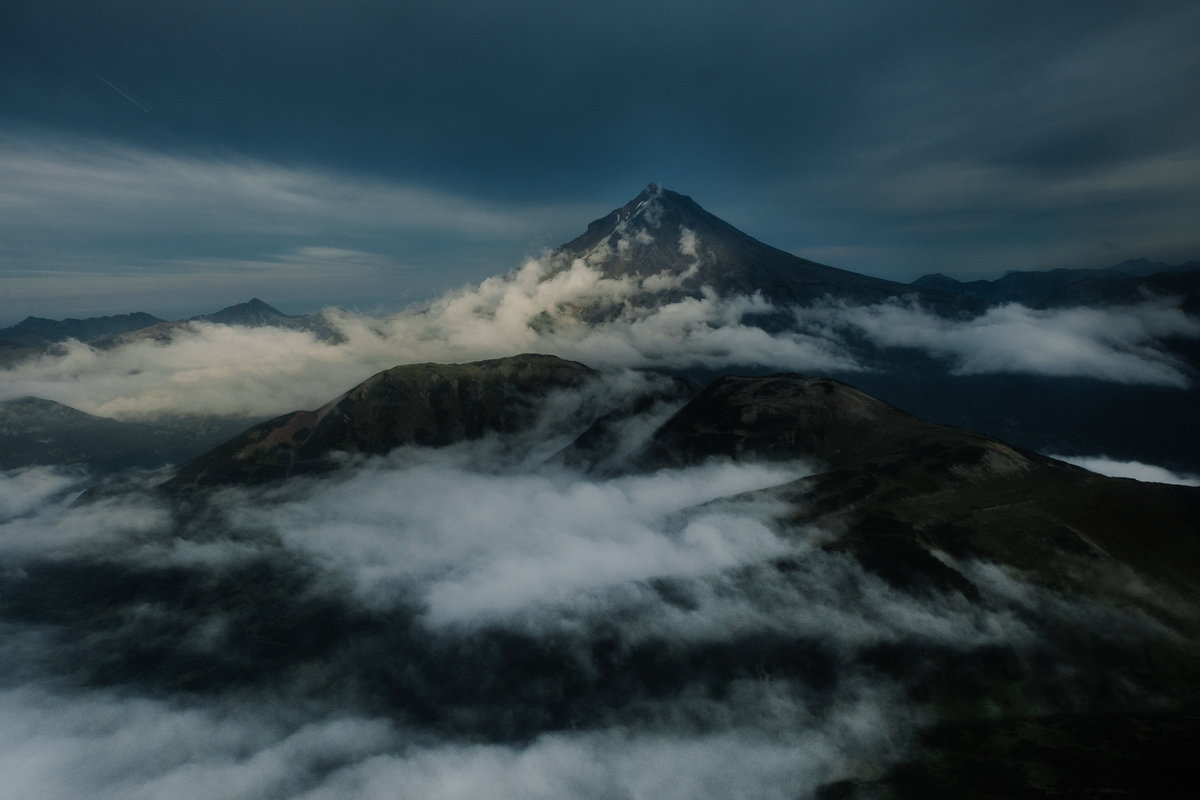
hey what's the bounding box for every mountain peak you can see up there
[552,185,929,307]
[191,299,290,327]
[220,298,281,314]
[637,181,661,199]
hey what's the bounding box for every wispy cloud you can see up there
[0,133,593,318]
[1048,454,1200,487]
[0,428,1179,799]
[0,135,545,239]
[827,297,1200,387]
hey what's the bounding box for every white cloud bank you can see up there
[4,248,1195,421]
[832,297,1200,387]
[1048,454,1200,486]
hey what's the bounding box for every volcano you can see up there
[549,183,970,311]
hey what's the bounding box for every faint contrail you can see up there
[94,72,151,113]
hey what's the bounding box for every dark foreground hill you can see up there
[170,354,1200,617]
[9,353,1200,796]
[167,354,606,485]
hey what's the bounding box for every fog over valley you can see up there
[3,365,1196,798]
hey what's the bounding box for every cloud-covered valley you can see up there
[1,425,1180,800]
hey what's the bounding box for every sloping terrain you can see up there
[5,354,1199,797]
[167,354,602,485]
[0,396,255,471]
[553,183,971,312]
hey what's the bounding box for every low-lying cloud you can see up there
[0,682,902,800]
[4,254,1196,420]
[235,457,810,623]
[1048,453,1200,486]
[831,297,1200,387]
[0,456,916,799]
[0,429,1182,799]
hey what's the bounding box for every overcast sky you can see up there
[2,0,1199,322]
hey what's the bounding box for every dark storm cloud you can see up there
[2,0,1198,312]
[7,1,1178,177]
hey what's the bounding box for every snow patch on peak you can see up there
[630,185,664,228]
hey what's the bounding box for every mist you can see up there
[3,252,1196,421]
[832,297,1200,387]
[0,388,1182,800]
[1048,453,1200,486]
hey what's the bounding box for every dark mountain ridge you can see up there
[170,355,1200,620]
[1,299,336,363]
[96,298,339,348]
[0,311,165,346]
[188,297,330,332]
[168,354,603,486]
[17,353,1200,798]
[914,260,1200,309]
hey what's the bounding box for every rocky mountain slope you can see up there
[914,260,1200,309]
[0,396,255,471]
[550,183,974,313]
[9,353,1200,797]
[172,355,1200,630]
[168,354,604,485]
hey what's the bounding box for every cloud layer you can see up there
[0,454,910,800]
[1048,454,1200,487]
[0,377,1186,800]
[2,249,1197,421]
[830,297,1200,387]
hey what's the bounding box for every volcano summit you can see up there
[547,183,966,311]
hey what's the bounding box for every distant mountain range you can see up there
[0,396,261,472]
[7,190,1196,352]
[0,298,334,364]
[5,186,1195,357]
[913,258,1200,310]
[0,311,166,348]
